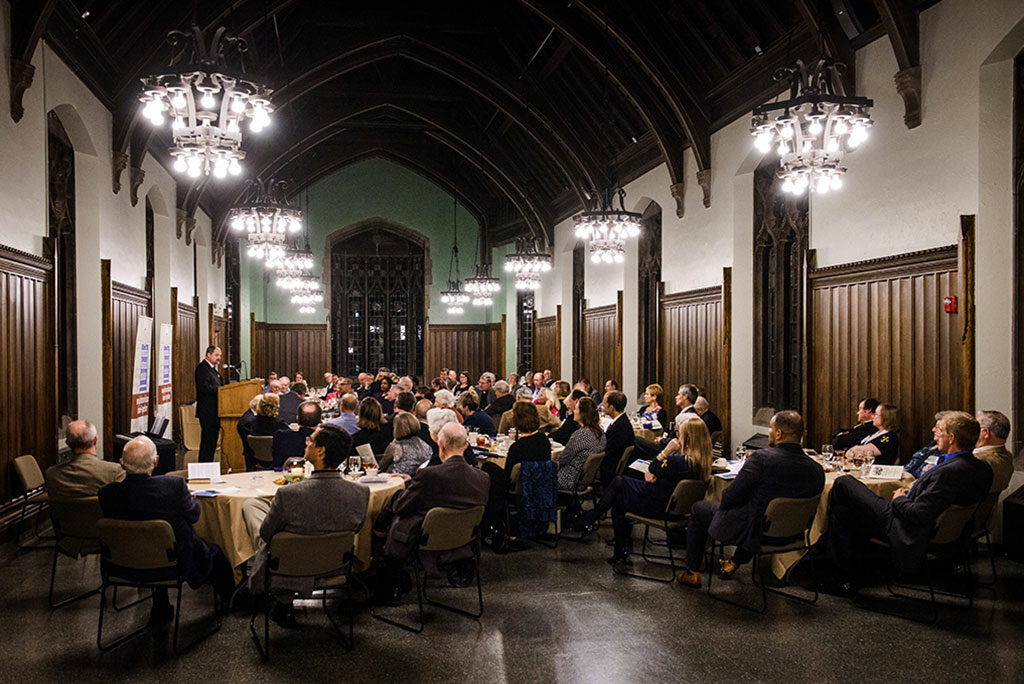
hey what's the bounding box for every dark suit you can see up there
[826,450,992,574]
[686,442,825,570]
[700,409,723,436]
[98,473,233,596]
[550,416,579,446]
[194,360,223,463]
[462,410,496,437]
[485,394,514,420]
[272,426,314,468]
[600,414,636,487]
[832,420,876,451]
[277,391,304,424]
[237,409,257,470]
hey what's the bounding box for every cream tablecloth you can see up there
[187,471,404,573]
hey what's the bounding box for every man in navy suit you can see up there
[678,410,825,587]
[822,411,992,589]
[194,345,223,463]
[99,436,235,622]
[600,391,635,487]
[272,401,321,468]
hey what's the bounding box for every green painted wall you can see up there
[246,157,510,326]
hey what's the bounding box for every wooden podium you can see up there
[218,379,263,473]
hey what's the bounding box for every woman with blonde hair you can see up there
[572,414,712,565]
[638,383,667,427]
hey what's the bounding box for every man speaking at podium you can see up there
[195,345,224,463]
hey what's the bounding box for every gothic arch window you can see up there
[48,111,77,422]
[330,226,425,376]
[753,157,809,423]
[638,201,662,387]
[517,291,535,375]
[571,240,585,379]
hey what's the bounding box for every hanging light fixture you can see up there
[513,272,542,291]
[503,237,552,276]
[228,178,302,261]
[465,263,501,306]
[139,24,273,178]
[573,188,641,264]
[440,197,469,315]
[751,58,873,195]
[291,290,324,306]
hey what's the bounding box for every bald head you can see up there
[415,399,433,421]
[437,422,469,461]
[121,436,158,474]
[65,420,98,453]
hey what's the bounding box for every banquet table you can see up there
[481,440,565,470]
[187,471,404,574]
[704,466,914,579]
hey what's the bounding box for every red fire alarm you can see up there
[943,295,958,313]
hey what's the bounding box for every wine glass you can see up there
[347,455,362,476]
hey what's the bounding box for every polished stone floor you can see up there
[1,530,1022,684]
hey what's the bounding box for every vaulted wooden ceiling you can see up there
[10,0,935,248]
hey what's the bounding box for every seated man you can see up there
[822,411,992,592]
[498,386,560,435]
[272,401,322,468]
[974,410,1014,496]
[415,398,440,460]
[694,395,723,436]
[99,436,234,622]
[242,424,369,617]
[237,394,263,471]
[377,423,489,600]
[599,391,635,487]
[277,379,305,423]
[327,392,360,435]
[633,383,700,460]
[678,411,825,587]
[46,420,124,499]
[832,397,879,451]
[903,435,941,479]
[458,390,497,437]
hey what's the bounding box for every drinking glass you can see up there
[862,455,875,477]
[734,446,746,462]
[347,456,362,475]
[821,444,834,460]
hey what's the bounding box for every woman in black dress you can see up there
[351,397,394,455]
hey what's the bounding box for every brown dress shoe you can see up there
[676,569,702,587]
[718,558,739,579]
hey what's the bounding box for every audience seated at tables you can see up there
[277,378,304,423]
[599,391,635,487]
[557,397,605,491]
[843,403,901,465]
[380,413,433,477]
[550,389,586,446]
[485,380,514,420]
[242,424,369,623]
[498,387,560,434]
[694,395,723,436]
[974,410,1014,495]
[576,416,712,566]
[272,401,322,468]
[678,410,825,587]
[46,420,124,499]
[351,397,393,455]
[327,392,360,435]
[375,422,489,602]
[99,436,235,623]
[821,411,992,594]
[637,384,668,428]
[458,390,497,437]
[831,398,880,451]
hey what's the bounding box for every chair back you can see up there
[419,506,485,552]
[268,530,355,578]
[710,431,723,459]
[931,503,977,545]
[166,469,188,479]
[509,463,523,495]
[97,518,177,570]
[51,497,103,556]
[665,479,710,518]
[762,496,820,540]
[247,435,275,466]
[179,404,201,451]
[615,445,635,476]
[972,491,1000,531]
[13,455,45,493]
[575,451,604,490]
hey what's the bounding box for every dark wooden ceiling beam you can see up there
[683,0,748,68]
[794,0,858,95]
[872,0,922,128]
[8,0,59,121]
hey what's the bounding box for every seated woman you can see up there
[574,416,712,566]
[557,397,605,492]
[379,413,432,477]
[458,390,497,437]
[433,388,463,424]
[844,403,901,465]
[505,401,552,477]
[637,383,667,428]
[454,371,473,396]
[534,387,560,421]
[245,393,288,471]
[554,380,571,419]
[351,397,393,455]
[377,377,394,413]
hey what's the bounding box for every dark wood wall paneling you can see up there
[426,323,505,383]
[0,245,56,505]
[250,313,268,380]
[532,309,560,379]
[170,288,200,446]
[806,245,963,461]
[260,324,330,381]
[107,273,151,450]
[581,295,621,391]
[659,284,724,423]
[213,313,230,383]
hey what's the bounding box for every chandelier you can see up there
[504,237,552,277]
[513,272,541,291]
[140,25,273,178]
[464,264,501,307]
[228,178,302,260]
[573,188,640,264]
[751,59,873,195]
[291,290,324,306]
[440,197,469,315]
[270,246,317,291]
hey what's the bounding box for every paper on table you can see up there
[188,462,221,481]
[865,464,905,480]
[628,459,651,474]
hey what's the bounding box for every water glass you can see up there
[347,456,362,475]
[734,446,746,462]
[821,444,834,460]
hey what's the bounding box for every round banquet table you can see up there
[704,467,914,579]
[481,440,564,470]
[187,471,404,574]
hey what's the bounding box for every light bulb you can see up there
[826,138,840,153]
[250,120,263,133]
[173,157,187,173]
[830,175,843,190]
[200,92,215,109]
[780,124,794,140]
[227,119,239,133]
[213,164,227,179]
[802,140,812,153]
[755,134,772,154]
[808,119,823,136]
[188,165,201,178]
[171,93,186,110]
[590,253,600,264]
[231,97,245,113]
[228,159,242,175]
[782,178,794,193]
[834,119,849,135]
[816,177,830,194]
[777,141,789,156]
[231,217,243,231]
[172,117,184,130]
[614,252,624,263]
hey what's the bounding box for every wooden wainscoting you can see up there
[806,245,963,461]
[426,323,505,382]
[532,306,561,378]
[581,295,622,390]
[257,324,330,381]
[103,265,152,457]
[0,245,56,505]
[171,289,200,445]
[659,284,724,423]
[251,314,267,380]
[212,311,230,383]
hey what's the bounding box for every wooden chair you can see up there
[372,505,485,634]
[48,497,103,608]
[614,445,636,477]
[615,479,709,582]
[246,435,275,469]
[96,518,220,653]
[559,450,604,520]
[12,455,54,549]
[250,530,358,661]
[707,495,820,613]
